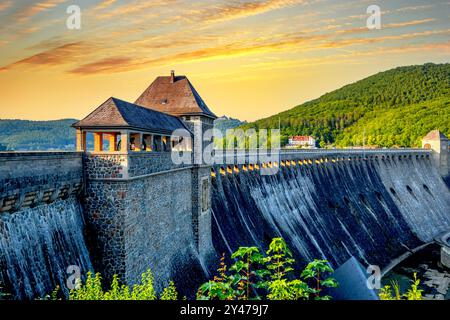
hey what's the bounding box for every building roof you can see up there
[290,136,314,141]
[72,97,190,135]
[135,71,217,119]
[423,130,448,141]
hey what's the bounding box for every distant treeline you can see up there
[2,63,449,151]
[214,116,247,134]
[240,63,450,147]
[0,119,78,151]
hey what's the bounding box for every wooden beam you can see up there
[94,132,103,152]
[121,131,129,153]
[109,133,118,152]
[76,129,86,151]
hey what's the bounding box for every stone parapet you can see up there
[0,152,83,213]
[84,151,193,180]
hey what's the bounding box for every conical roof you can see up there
[423,130,448,141]
[72,97,189,135]
[135,72,216,119]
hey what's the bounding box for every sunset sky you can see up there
[0,0,449,121]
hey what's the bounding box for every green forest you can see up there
[0,119,78,151]
[240,63,450,148]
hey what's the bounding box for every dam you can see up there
[211,149,450,272]
[0,72,449,299]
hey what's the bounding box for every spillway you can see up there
[211,155,450,271]
[0,199,92,299]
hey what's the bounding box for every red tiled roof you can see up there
[290,136,314,141]
[135,73,216,119]
[423,130,448,141]
[72,97,189,135]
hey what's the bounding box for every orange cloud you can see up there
[396,5,435,12]
[93,0,117,11]
[0,42,93,71]
[18,21,448,76]
[16,0,67,22]
[96,0,176,20]
[323,29,450,48]
[197,0,305,23]
[335,18,436,35]
[384,18,435,29]
[69,33,327,75]
[0,1,12,12]
[68,56,134,74]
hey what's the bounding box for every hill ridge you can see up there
[240,63,450,147]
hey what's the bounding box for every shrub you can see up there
[379,273,423,300]
[0,283,9,300]
[68,269,177,300]
[197,237,338,300]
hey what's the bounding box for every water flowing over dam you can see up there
[0,152,92,299]
[211,153,450,271]
[0,199,92,299]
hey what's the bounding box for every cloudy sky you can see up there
[0,0,449,121]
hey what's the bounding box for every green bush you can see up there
[197,238,338,300]
[379,273,423,300]
[67,269,178,300]
[0,283,8,300]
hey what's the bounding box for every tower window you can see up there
[201,178,210,212]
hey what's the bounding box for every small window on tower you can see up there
[201,178,210,212]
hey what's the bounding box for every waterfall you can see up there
[0,198,93,299]
[211,157,450,270]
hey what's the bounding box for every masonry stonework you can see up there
[0,152,83,212]
[82,151,213,289]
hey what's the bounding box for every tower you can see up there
[71,72,217,289]
[422,130,449,180]
[135,70,217,259]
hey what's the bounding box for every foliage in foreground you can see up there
[197,238,338,300]
[0,283,9,300]
[67,269,178,300]
[379,273,423,300]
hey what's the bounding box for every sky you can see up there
[0,0,449,122]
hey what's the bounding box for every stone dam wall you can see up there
[82,151,214,296]
[211,150,450,274]
[0,152,92,299]
[0,149,449,299]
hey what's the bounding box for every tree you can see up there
[301,259,338,300]
[239,63,450,148]
[198,238,338,300]
[263,238,311,300]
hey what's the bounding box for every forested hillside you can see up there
[1,64,449,150]
[241,63,450,147]
[0,119,78,151]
